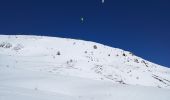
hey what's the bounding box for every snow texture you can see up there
[0,35,170,100]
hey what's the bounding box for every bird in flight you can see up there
[102,0,105,4]
[80,0,104,23]
[81,17,84,23]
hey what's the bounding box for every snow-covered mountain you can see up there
[0,35,170,100]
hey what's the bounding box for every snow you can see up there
[0,35,170,100]
[0,67,170,100]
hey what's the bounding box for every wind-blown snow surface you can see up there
[0,35,170,100]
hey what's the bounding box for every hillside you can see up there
[0,35,170,100]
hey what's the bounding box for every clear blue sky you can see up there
[0,0,170,67]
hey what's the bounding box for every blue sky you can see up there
[0,0,170,67]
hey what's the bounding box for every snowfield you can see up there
[0,35,170,100]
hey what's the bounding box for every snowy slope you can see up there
[0,35,170,100]
[1,67,170,100]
